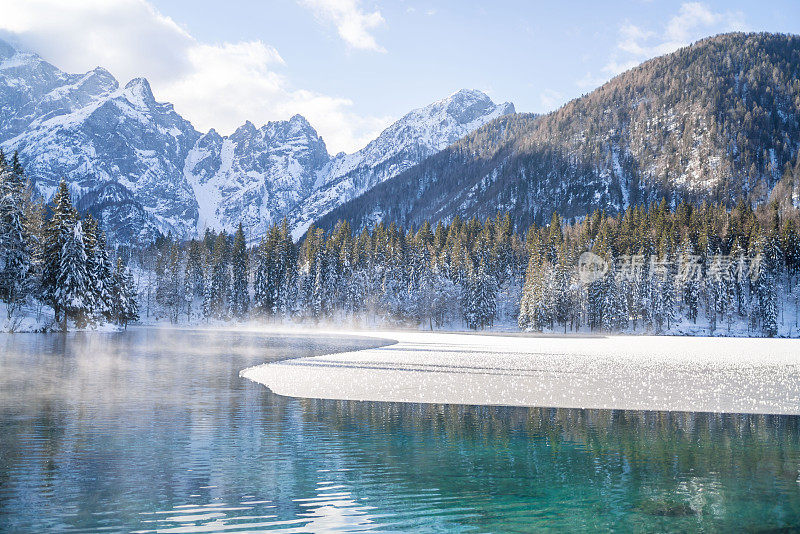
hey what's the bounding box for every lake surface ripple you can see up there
[1,328,799,532]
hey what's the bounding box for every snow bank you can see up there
[0,302,54,332]
[241,331,800,415]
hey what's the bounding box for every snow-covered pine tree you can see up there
[165,242,182,323]
[463,262,480,330]
[81,215,100,316]
[706,251,727,333]
[94,227,114,321]
[276,220,297,318]
[254,224,283,316]
[602,262,629,332]
[661,252,677,331]
[81,215,113,323]
[677,238,700,323]
[474,257,497,330]
[724,255,737,333]
[42,181,79,327]
[112,257,138,329]
[230,223,249,318]
[519,251,553,331]
[758,233,782,337]
[210,231,231,318]
[0,160,30,314]
[21,182,45,303]
[202,268,213,321]
[184,239,204,321]
[551,245,571,333]
[253,233,271,316]
[782,219,800,290]
[55,220,89,330]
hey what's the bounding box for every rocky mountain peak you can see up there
[445,89,515,122]
[121,77,156,107]
[285,88,516,238]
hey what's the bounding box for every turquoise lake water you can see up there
[1,328,799,532]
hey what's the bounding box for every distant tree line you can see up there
[0,154,138,330]
[134,194,800,337]
[136,215,527,330]
[519,201,800,337]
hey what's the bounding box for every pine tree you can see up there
[477,257,497,329]
[757,234,781,337]
[210,231,231,318]
[782,219,800,290]
[0,161,30,314]
[164,242,182,323]
[276,220,298,318]
[678,238,700,323]
[42,181,79,328]
[553,244,572,333]
[184,239,205,321]
[55,220,89,330]
[519,252,552,331]
[112,258,138,329]
[81,215,113,323]
[230,223,249,318]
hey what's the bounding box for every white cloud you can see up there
[298,0,386,52]
[0,0,194,84]
[576,72,610,91]
[603,2,747,76]
[574,1,748,90]
[0,0,390,153]
[539,89,565,112]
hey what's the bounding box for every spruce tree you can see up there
[0,161,30,313]
[230,223,249,318]
[42,181,79,328]
[55,220,89,330]
[112,258,139,329]
[210,231,231,318]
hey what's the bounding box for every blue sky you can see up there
[1,1,799,153]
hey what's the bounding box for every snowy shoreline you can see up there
[240,331,800,415]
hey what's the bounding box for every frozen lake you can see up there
[243,331,800,415]
[2,328,800,532]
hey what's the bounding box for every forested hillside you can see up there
[317,32,800,232]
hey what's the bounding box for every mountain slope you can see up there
[286,89,514,238]
[184,115,329,240]
[0,40,514,242]
[316,32,800,232]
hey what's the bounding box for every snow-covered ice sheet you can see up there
[241,332,800,415]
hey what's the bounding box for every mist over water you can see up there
[1,328,799,532]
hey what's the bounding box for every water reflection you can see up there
[1,329,799,532]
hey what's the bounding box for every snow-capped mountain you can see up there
[8,76,201,241]
[184,115,329,240]
[0,39,514,243]
[286,89,514,238]
[0,40,201,241]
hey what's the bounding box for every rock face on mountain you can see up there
[10,77,201,241]
[286,89,514,238]
[315,33,800,233]
[184,115,330,240]
[0,41,200,241]
[0,39,514,243]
